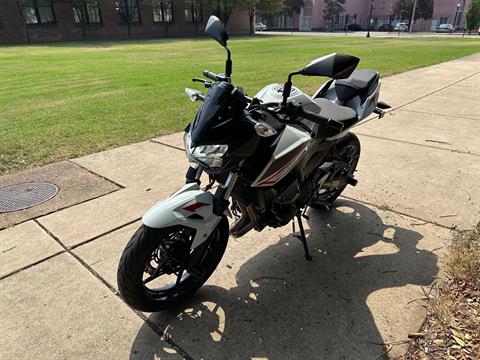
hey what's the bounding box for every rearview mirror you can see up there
[205,15,229,48]
[302,53,359,79]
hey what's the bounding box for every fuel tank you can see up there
[254,83,321,113]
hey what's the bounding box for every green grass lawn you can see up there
[1,35,479,175]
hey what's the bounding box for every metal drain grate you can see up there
[0,182,59,213]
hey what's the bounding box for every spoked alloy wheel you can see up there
[117,217,228,312]
[311,134,361,207]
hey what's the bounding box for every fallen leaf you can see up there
[433,339,445,346]
[452,335,465,347]
[451,329,465,340]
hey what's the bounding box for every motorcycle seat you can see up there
[334,70,379,102]
[313,98,358,128]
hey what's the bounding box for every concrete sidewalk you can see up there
[1,53,479,359]
[258,30,480,39]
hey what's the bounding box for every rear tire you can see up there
[117,217,229,312]
[311,133,361,208]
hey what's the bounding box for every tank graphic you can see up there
[251,125,311,187]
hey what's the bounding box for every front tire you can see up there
[117,217,229,312]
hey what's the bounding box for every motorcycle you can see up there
[117,16,391,312]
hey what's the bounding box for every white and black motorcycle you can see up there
[117,16,390,312]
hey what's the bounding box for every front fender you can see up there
[142,183,224,247]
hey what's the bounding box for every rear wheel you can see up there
[311,133,361,207]
[117,217,229,312]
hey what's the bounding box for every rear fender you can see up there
[142,183,224,248]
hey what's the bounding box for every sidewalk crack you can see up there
[340,195,456,230]
[32,219,195,360]
[149,139,184,151]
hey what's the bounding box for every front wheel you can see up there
[117,217,229,312]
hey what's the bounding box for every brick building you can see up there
[266,0,469,32]
[0,0,250,43]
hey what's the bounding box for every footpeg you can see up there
[347,176,357,186]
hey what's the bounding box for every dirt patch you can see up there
[395,223,480,359]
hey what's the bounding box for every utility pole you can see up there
[366,0,374,37]
[409,0,418,32]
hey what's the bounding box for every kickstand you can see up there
[292,210,312,261]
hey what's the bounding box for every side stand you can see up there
[292,210,312,261]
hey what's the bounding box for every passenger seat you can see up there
[334,70,379,103]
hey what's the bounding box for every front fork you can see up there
[185,165,238,216]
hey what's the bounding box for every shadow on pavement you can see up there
[130,199,438,359]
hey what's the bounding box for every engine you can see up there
[230,168,320,237]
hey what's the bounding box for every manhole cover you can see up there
[0,182,59,213]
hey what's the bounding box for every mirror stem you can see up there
[282,71,301,106]
[225,47,232,80]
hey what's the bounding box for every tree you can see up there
[70,0,104,39]
[150,0,174,37]
[115,0,141,37]
[239,0,255,34]
[393,0,433,31]
[238,0,282,34]
[184,0,205,35]
[323,0,345,31]
[212,0,238,26]
[465,0,480,33]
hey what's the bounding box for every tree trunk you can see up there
[23,22,30,43]
[80,23,87,40]
[127,21,131,37]
[17,1,30,43]
[249,13,254,35]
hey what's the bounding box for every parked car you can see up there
[346,24,365,31]
[435,24,455,33]
[255,22,267,31]
[378,23,394,31]
[394,23,408,32]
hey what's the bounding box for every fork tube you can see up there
[215,172,238,200]
[221,172,238,200]
[195,167,203,182]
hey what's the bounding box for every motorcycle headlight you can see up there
[184,132,228,168]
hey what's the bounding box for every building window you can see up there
[439,17,448,25]
[116,0,141,23]
[334,15,340,24]
[153,0,173,22]
[184,0,202,22]
[22,0,56,24]
[73,1,102,24]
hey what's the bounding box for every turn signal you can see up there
[254,122,277,137]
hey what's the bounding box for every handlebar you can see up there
[301,108,345,132]
[203,70,229,82]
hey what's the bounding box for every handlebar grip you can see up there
[302,109,344,132]
[327,119,345,132]
[203,70,218,81]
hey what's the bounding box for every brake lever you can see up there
[192,78,212,88]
